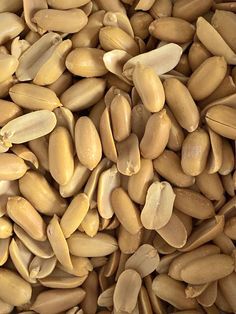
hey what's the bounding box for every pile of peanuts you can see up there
[1,0,236,313]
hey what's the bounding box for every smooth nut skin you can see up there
[188,42,212,72]
[206,105,236,140]
[33,9,88,33]
[152,274,198,310]
[111,187,142,235]
[164,78,199,132]
[173,0,213,22]
[128,158,154,205]
[219,272,236,312]
[0,12,25,45]
[60,78,106,111]
[49,126,74,185]
[0,217,12,239]
[180,254,234,284]
[187,56,227,101]
[149,17,195,44]
[99,26,139,56]
[154,150,195,188]
[66,48,107,77]
[0,53,18,83]
[31,288,86,314]
[47,0,90,9]
[181,128,210,176]
[0,268,32,306]
[196,169,224,201]
[19,170,67,216]
[75,116,102,170]
[173,188,215,219]
[140,109,171,160]
[7,196,46,241]
[9,83,61,111]
[67,232,118,257]
[0,153,27,180]
[168,244,220,281]
[133,63,165,113]
[0,99,22,127]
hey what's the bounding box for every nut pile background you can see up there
[0,0,236,313]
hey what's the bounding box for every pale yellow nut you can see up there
[0,0,23,13]
[97,165,120,219]
[196,170,224,201]
[180,215,225,252]
[173,188,215,219]
[154,150,195,188]
[149,17,195,44]
[19,170,67,216]
[99,26,139,56]
[28,136,49,171]
[0,238,10,266]
[133,63,165,113]
[66,48,108,77]
[181,128,210,176]
[0,298,13,314]
[197,281,217,307]
[60,193,89,238]
[125,244,160,278]
[128,158,154,205]
[116,133,140,176]
[111,187,142,235]
[38,268,87,289]
[140,109,171,160]
[58,255,93,277]
[9,83,62,111]
[33,39,72,86]
[187,56,227,101]
[123,43,183,80]
[164,78,199,132]
[47,215,73,270]
[48,71,73,97]
[0,268,32,306]
[47,0,90,9]
[59,159,91,198]
[29,256,57,279]
[81,208,100,238]
[67,232,118,257]
[131,104,151,141]
[0,217,12,239]
[11,36,31,59]
[31,288,86,314]
[71,10,105,49]
[16,32,62,82]
[114,269,142,313]
[141,181,175,230]
[110,94,131,142]
[103,11,134,38]
[61,78,106,111]
[0,53,19,83]
[75,116,102,170]
[32,9,88,33]
[99,107,118,163]
[118,226,143,255]
[156,212,188,248]
[206,105,236,140]
[49,126,74,185]
[0,12,25,45]
[7,196,46,241]
[0,153,27,181]
[9,237,35,284]
[196,17,236,65]
[14,224,54,259]
[0,110,57,144]
[11,143,39,169]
